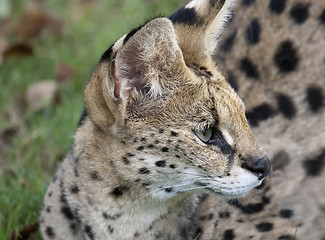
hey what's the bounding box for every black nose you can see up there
[242,155,272,180]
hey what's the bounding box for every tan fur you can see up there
[40,0,275,239]
[210,0,325,239]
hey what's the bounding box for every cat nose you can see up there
[242,155,272,180]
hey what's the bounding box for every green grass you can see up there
[0,0,183,239]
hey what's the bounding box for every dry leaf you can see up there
[9,222,39,240]
[1,125,18,143]
[18,0,48,40]
[25,81,58,111]
[55,62,75,83]
[3,42,33,59]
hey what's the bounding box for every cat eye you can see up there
[194,128,213,143]
[194,127,234,155]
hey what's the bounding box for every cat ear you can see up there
[84,18,188,130]
[114,18,187,99]
[169,0,236,63]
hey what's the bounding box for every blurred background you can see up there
[0,0,185,238]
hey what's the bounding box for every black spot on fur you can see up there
[193,227,203,239]
[223,229,235,240]
[46,226,55,238]
[78,107,88,126]
[274,40,299,73]
[70,223,77,235]
[111,186,127,197]
[306,86,323,112]
[219,212,230,218]
[123,25,144,45]
[280,209,294,218]
[122,156,130,165]
[256,222,273,232]
[164,187,173,193]
[159,129,164,134]
[246,103,276,127]
[139,167,150,174]
[227,72,238,91]
[303,150,325,176]
[71,185,79,194]
[169,6,203,26]
[277,94,296,119]
[161,147,169,152]
[61,206,75,220]
[89,171,102,180]
[74,167,79,177]
[155,160,166,167]
[232,202,264,214]
[171,131,178,137]
[149,144,156,149]
[239,57,260,79]
[269,0,287,14]
[102,212,111,220]
[108,225,114,233]
[60,192,68,204]
[290,3,309,24]
[221,30,237,53]
[242,0,255,6]
[169,164,176,169]
[272,150,290,170]
[246,18,261,45]
[46,206,51,213]
[278,235,294,240]
[262,196,271,205]
[100,45,113,62]
[137,146,144,151]
[85,225,94,240]
[319,9,325,24]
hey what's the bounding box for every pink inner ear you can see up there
[111,61,120,98]
[129,72,146,93]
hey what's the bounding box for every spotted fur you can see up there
[39,0,275,239]
[212,0,325,239]
[40,0,325,239]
